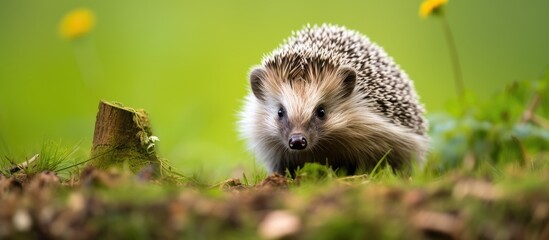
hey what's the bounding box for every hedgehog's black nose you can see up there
[289,134,307,150]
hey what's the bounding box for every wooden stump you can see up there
[89,100,159,173]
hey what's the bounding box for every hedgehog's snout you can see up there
[289,134,307,150]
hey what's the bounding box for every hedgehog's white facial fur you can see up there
[238,24,429,175]
[249,65,357,153]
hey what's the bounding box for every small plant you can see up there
[0,140,81,178]
[292,163,340,184]
[420,0,465,104]
[428,73,549,171]
[59,7,102,88]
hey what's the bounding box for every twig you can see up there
[519,93,549,129]
[462,151,476,171]
[511,136,529,166]
[7,154,40,174]
[337,174,369,184]
[532,115,549,130]
[209,178,242,190]
[520,94,541,124]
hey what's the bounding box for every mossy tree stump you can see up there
[89,100,159,173]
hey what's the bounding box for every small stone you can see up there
[259,210,301,239]
[38,206,55,224]
[403,190,427,208]
[13,208,32,231]
[412,210,463,239]
[534,202,549,220]
[453,180,500,201]
[68,192,85,212]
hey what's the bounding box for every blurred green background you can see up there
[1,0,548,179]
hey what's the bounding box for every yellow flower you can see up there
[419,0,448,18]
[59,8,95,40]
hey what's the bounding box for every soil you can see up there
[1,168,548,239]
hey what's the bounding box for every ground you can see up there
[1,160,548,239]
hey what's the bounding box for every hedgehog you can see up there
[238,24,429,175]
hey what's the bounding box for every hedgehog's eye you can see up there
[278,107,285,119]
[316,106,326,119]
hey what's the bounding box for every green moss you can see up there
[89,144,156,173]
[89,100,159,173]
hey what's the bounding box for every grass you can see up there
[0,138,548,239]
[0,140,82,177]
[0,75,548,239]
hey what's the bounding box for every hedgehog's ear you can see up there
[337,66,356,98]
[250,67,267,101]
